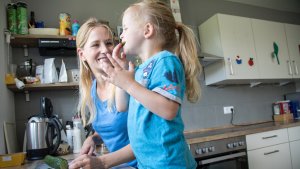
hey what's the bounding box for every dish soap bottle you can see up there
[72,20,80,36]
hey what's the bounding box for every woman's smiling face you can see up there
[82,26,114,75]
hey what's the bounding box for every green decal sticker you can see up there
[273,42,280,65]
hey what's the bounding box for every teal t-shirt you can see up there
[128,51,197,169]
[91,79,137,167]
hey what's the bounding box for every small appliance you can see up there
[38,38,76,56]
[25,97,62,160]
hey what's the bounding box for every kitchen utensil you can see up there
[16,59,36,79]
[26,97,62,160]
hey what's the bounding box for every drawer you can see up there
[246,128,288,150]
[288,126,300,141]
[247,142,292,169]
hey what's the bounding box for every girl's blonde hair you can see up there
[126,0,202,102]
[76,17,116,126]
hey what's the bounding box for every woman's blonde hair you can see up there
[126,0,202,102]
[76,17,116,126]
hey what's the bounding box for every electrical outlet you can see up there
[224,106,234,114]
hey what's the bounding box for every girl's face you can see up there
[79,26,114,75]
[120,8,144,56]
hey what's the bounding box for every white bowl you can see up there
[29,28,59,35]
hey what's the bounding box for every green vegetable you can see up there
[43,155,68,169]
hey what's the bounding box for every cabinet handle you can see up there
[287,60,293,75]
[293,60,299,75]
[264,150,279,155]
[262,135,277,139]
[228,58,234,75]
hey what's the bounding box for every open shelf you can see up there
[10,34,75,47]
[7,82,79,92]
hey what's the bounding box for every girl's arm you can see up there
[126,81,179,120]
[103,46,179,120]
[115,87,129,112]
[111,43,130,112]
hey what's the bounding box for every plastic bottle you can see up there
[71,20,80,36]
[66,125,73,150]
[73,126,82,153]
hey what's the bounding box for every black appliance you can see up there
[38,38,76,56]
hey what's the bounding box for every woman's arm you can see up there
[69,144,135,169]
[100,144,135,168]
[80,132,101,155]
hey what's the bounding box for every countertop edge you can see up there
[186,120,300,144]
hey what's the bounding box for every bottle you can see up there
[66,125,73,150]
[7,3,17,34]
[29,11,36,28]
[100,143,109,155]
[71,20,80,36]
[72,126,82,153]
[16,2,28,34]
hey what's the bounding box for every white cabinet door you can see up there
[247,142,292,169]
[285,24,300,79]
[252,19,291,79]
[246,128,288,150]
[218,14,259,79]
[290,140,300,169]
[199,14,259,85]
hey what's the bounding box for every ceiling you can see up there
[225,0,300,13]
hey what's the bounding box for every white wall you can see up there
[0,0,16,154]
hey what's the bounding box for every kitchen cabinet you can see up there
[285,24,300,79]
[288,126,300,169]
[199,13,300,85]
[199,14,259,85]
[251,19,292,79]
[246,128,292,169]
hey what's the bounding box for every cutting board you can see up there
[3,121,19,153]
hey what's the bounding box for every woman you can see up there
[69,17,136,169]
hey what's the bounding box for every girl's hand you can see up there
[69,154,106,169]
[80,135,95,155]
[101,45,135,92]
[112,42,128,69]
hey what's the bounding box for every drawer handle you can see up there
[264,150,279,155]
[262,135,277,139]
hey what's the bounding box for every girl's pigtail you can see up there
[176,23,202,103]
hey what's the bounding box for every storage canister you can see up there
[16,2,28,34]
[59,13,71,36]
[7,3,17,34]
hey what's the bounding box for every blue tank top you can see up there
[91,80,137,167]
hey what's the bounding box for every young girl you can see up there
[101,0,202,168]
